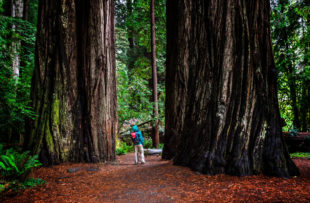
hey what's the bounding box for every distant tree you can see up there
[0,0,36,144]
[271,0,310,132]
[11,0,24,79]
[150,0,159,148]
[163,0,299,178]
[114,0,166,139]
[25,0,117,165]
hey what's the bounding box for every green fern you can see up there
[0,184,4,192]
[13,150,30,167]
[22,154,41,174]
[0,146,41,179]
[0,155,19,175]
[0,161,6,169]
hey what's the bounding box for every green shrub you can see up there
[143,139,152,149]
[290,152,310,159]
[0,184,4,193]
[0,144,41,181]
[0,178,46,194]
[22,178,45,189]
[116,142,134,155]
[116,147,127,155]
[0,144,44,194]
[143,139,164,149]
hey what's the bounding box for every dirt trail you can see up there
[2,153,310,202]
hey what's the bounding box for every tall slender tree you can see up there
[126,0,134,72]
[163,0,299,178]
[25,0,117,165]
[151,0,159,148]
[279,0,300,129]
[11,0,23,78]
[300,6,310,131]
[7,0,24,143]
[22,0,29,21]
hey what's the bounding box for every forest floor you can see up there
[2,153,310,202]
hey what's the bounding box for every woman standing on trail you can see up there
[131,125,146,164]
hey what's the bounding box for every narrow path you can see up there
[2,153,310,202]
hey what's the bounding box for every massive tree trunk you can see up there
[163,0,299,178]
[25,0,117,165]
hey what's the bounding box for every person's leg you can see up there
[137,145,141,163]
[134,145,138,164]
[139,145,145,164]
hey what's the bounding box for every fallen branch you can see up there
[119,120,152,135]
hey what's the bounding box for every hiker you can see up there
[131,125,145,164]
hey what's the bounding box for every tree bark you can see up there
[163,0,299,178]
[151,0,159,148]
[25,0,117,165]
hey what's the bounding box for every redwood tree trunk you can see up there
[25,0,117,165]
[163,0,299,178]
[151,0,159,148]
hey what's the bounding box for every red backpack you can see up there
[131,132,140,145]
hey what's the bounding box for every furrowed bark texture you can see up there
[25,0,117,164]
[163,0,299,178]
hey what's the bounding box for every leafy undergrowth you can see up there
[290,152,310,159]
[2,154,310,202]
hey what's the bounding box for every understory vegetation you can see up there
[290,152,310,158]
[0,144,44,193]
[271,0,310,132]
[115,0,166,133]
